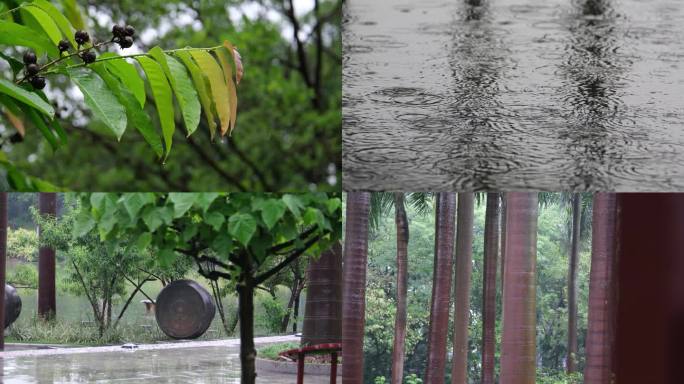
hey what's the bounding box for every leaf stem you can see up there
[62,45,222,70]
[0,4,26,18]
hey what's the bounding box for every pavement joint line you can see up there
[0,335,299,359]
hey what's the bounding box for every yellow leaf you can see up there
[190,50,231,136]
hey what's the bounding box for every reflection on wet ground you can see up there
[343,0,684,191]
[0,337,332,383]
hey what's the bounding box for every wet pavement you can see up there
[0,336,334,383]
[343,0,684,191]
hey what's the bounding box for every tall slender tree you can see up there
[481,193,501,384]
[38,192,57,319]
[567,193,581,373]
[0,193,7,350]
[342,192,371,384]
[500,194,507,307]
[451,193,474,384]
[500,192,538,384]
[425,193,456,384]
[391,193,409,384]
[584,193,617,383]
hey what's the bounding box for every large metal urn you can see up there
[5,284,22,328]
[155,279,216,339]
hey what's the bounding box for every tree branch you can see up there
[254,233,323,285]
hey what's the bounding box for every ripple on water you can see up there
[368,87,446,106]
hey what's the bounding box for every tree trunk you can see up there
[292,284,301,333]
[500,194,507,308]
[302,242,343,345]
[500,192,538,384]
[584,193,616,383]
[481,193,500,384]
[567,194,581,373]
[425,193,457,384]
[391,193,409,384]
[38,192,57,319]
[238,280,257,384]
[0,193,8,350]
[342,192,371,384]
[281,277,299,333]
[451,193,474,384]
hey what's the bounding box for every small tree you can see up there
[78,192,341,384]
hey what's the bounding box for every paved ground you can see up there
[0,336,336,383]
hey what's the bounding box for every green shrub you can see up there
[260,295,288,334]
[257,342,300,360]
[7,263,38,288]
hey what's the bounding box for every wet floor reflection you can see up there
[343,0,684,191]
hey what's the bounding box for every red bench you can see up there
[278,343,342,384]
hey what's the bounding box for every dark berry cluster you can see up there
[111,24,135,49]
[22,52,45,90]
[75,30,90,46]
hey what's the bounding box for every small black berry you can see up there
[9,132,24,144]
[23,51,37,64]
[112,24,125,37]
[58,39,70,52]
[26,63,39,76]
[124,25,135,37]
[81,50,97,63]
[118,36,134,49]
[75,30,90,45]
[30,76,46,90]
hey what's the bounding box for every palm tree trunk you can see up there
[584,193,617,383]
[38,193,57,319]
[500,194,508,307]
[481,193,500,384]
[302,242,343,345]
[567,194,581,373]
[500,192,538,384]
[342,192,371,384]
[425,193,457,384]
[391,193,409,384]
[451,193,474,384]
[0,193,8,351]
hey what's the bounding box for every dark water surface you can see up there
[343,0,684,191]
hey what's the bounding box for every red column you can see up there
[38,193,57,319]
[0,192,8,350]
[614,193,684,384]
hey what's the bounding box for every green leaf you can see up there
[158,248,177,268]
[148,48,201,136]
[195,193,220,212]
[216,44,238,134]
[135,232,152,251]
[182,224,198,242]
[90,63,162,156]
[21,104,59,150]
[137,56,175,158]
[21,7,62,47]
[73,210,95,237]
[0,20,59,57]
[260,199,287,229]
[228,213,257,246]
[59,0,85,30]
[282,194,304,219]
[141,206,166,232]
[175,51,217,138]
[0,79,54,118]
[121,193,155,219]
[31,0,77,48]
[190,50,231,136]
[102,55,145,108]
[326,197,342,214]
[204,211,225,231]
[168,193,196,218]
[304,207,330,231]
[68,68,127,140]
[211,233,232,253]
[0,52,24,76]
